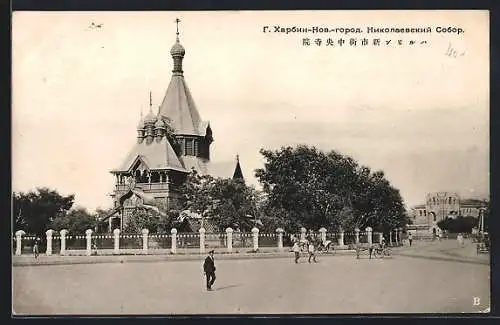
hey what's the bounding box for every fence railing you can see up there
[12,227,407,256]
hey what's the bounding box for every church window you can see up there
[419,210,422,216]
[135,170,141,182]
[448,197,452,204]
[186,139,194,156]
[194,140,199,156]
[424,210,427,216]
[433,213,436,222]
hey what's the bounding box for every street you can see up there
[13,242,490,315]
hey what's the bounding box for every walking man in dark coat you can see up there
[203,250,216,291]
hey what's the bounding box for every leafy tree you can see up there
[123,208,163,234]
[437,216,478,233]
[178,169,218,216]
[50,207,98,234]
[13,188,75,236]
[255,145,408,233]
[178,170,262,232]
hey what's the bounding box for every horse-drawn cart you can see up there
[354,243,392,259]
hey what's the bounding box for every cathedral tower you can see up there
[108,19,213,230]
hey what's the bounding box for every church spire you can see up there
[170,17,185,76]
[233,154,244,181]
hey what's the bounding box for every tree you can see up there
[255,145,408,233]
[13,188,75,236]
[437,216,478,233]
[50,207,98,234]
[178,170,262,232]
[123,208,163,234]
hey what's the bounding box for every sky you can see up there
[12,10,489,212]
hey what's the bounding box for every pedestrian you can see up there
[292,240,300,264]
[33,237,40,259]
[408,233,413,247]
[203,250,216,291]
[308,241,317,263]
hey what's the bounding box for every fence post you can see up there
[226,227,233,253]
[113,228,120,255]
[276,228,284,252]
[170,228,177,254]
[300,227,306,241]
[397,228,402,246]
[379,232,383,244]
[338,228,345,247]
[199,227,206,254]
[85,229,93,256]
[45,229,54,256]
[354,228,360,244]
[389,231,393,246]
[15,230,25,256]
[60,229,68,255]
[252,227,259,251]
[319,227,327,243]
[366,227,373,245]
[394,229,399,246]
[142,229,149,254]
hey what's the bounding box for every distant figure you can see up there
[438,232,443,241]
[308,242,317,263]
[203,250,216,291]
[408,233,413,247]
[457,233,464,246]
[33,237,40,259]
[292,240,301,264]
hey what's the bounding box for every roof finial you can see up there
[175,17,181,40]
[236,154,239,162]
[149,91,152,111]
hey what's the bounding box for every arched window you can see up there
[424,210,427,216]
[449,197,452,204]
[419,210,422,216]
[433,213,437,222]
[135,170,141,182]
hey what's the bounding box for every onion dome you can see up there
[155,117,166,129]
[137,117,145,130]
[170,37,185,57]
[144,109,157,125]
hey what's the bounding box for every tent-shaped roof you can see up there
[113,137,187,173]
[232,155,244,181]
[159,74,208,136]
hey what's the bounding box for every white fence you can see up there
[12,227,405,256]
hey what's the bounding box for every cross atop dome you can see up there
[175,17,180,36]
[170,18,185,74]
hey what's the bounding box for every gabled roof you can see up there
[159,75,207,136]
[114,137,187,173]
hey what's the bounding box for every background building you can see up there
[410,192,488,234]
